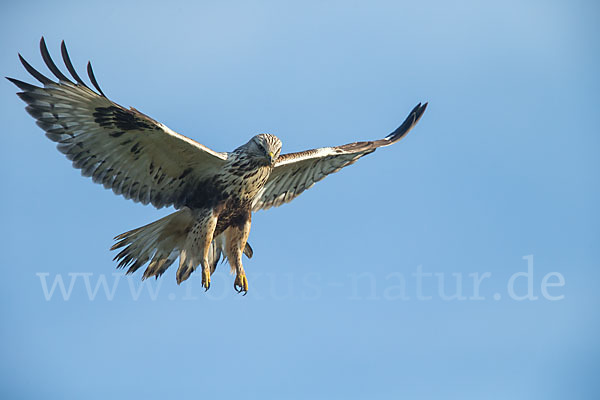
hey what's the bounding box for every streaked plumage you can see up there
[9,38,427,294]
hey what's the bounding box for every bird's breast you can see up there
[238,165,272,200]
[220,158,272,202]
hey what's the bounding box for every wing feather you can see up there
[252,103,427,211]
[9,38,228,210]
[60,40,89,87]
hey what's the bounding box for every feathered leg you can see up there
[176,208,218,288]
[225,213,252,295]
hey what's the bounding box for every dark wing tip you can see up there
[18,53,54,85]
[61,40,89,87]
[416,102,428,122]
[39,37,72,83]
[6,76,39,91]
[87,61,106,97]
[385,102,428,143]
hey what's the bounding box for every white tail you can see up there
[111,207,253,282]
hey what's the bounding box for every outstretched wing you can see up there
[252,103,427,211]
[8,38,227,209]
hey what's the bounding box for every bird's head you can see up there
[247,134,282,166]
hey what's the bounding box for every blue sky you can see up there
[1,1,598,399]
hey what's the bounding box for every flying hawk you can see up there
[9,38,427,294]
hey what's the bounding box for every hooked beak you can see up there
[268,151,275,165]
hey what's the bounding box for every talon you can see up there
[234,273,248,295]
[202,268,211,291]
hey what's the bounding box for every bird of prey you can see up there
[9,38,427,294]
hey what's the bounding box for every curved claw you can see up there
[202,268,211,292]
[234,273,248,295]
